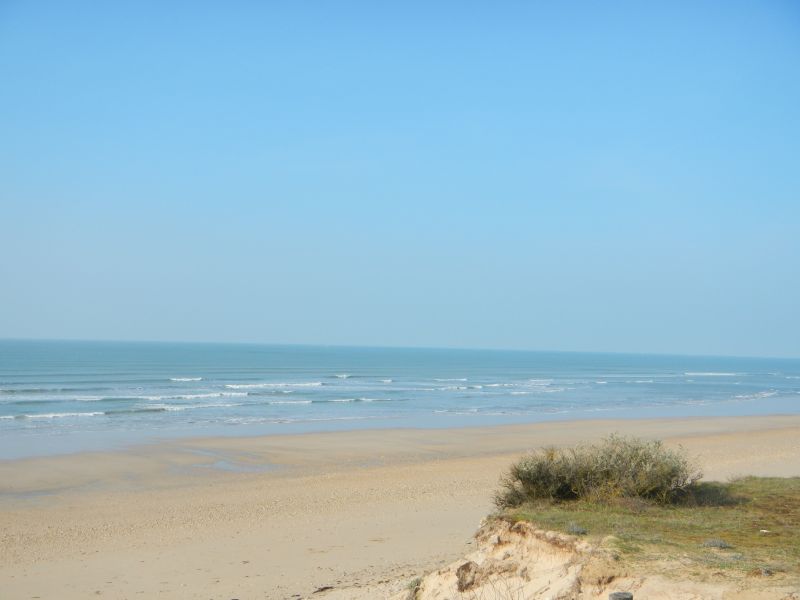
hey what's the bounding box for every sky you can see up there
[1,1,799,358]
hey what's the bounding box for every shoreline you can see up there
[2,413,799,497]
[2,414,800,598]
[5,401,799,461]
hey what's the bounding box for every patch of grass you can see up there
[507,476,800,578]
[405,576,422,600]
[496,435,702,507]
[566,521,588,536]
[703,538,733,549]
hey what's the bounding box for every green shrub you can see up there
[495,435,702,507]
[405,576,422,600]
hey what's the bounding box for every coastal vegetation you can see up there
[496,436,800,580]
[495,434,701,507]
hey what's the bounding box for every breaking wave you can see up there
[225,382,323,389]
[685,372,741,377]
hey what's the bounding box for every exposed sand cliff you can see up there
[391,519,799,600]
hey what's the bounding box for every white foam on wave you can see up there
[489,379,559,392]
[380,379,393,383]
[139,392,247,401]
[434,407,479,414]
[225,382,323,389]
[334,373,351,379]
[439,385,468,391]
[434,378,467,382]
[328,397,378,403]
[436,408,545,417]
[595,381,608,384]
[598,374,682,379]
[734,391,777,400]
[150,402,241,412]
[685,372,740,377]
[170,377,203,382]
[223,414,379,426]
[268,400,312,405]
[176,392,247,400]
[24,411,104,419]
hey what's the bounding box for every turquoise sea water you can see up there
[1,340,798,458]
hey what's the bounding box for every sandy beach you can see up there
[2,414,800,599]
[4,0,798,597]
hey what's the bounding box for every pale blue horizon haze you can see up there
[1,2,799,358]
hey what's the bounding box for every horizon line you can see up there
[1,336,798,362]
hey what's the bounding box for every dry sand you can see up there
[1,415,799,599]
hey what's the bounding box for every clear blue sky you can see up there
[1,1,798,357]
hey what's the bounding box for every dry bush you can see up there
[495,435,702,507]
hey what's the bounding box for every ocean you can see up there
[1,339,798,458]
